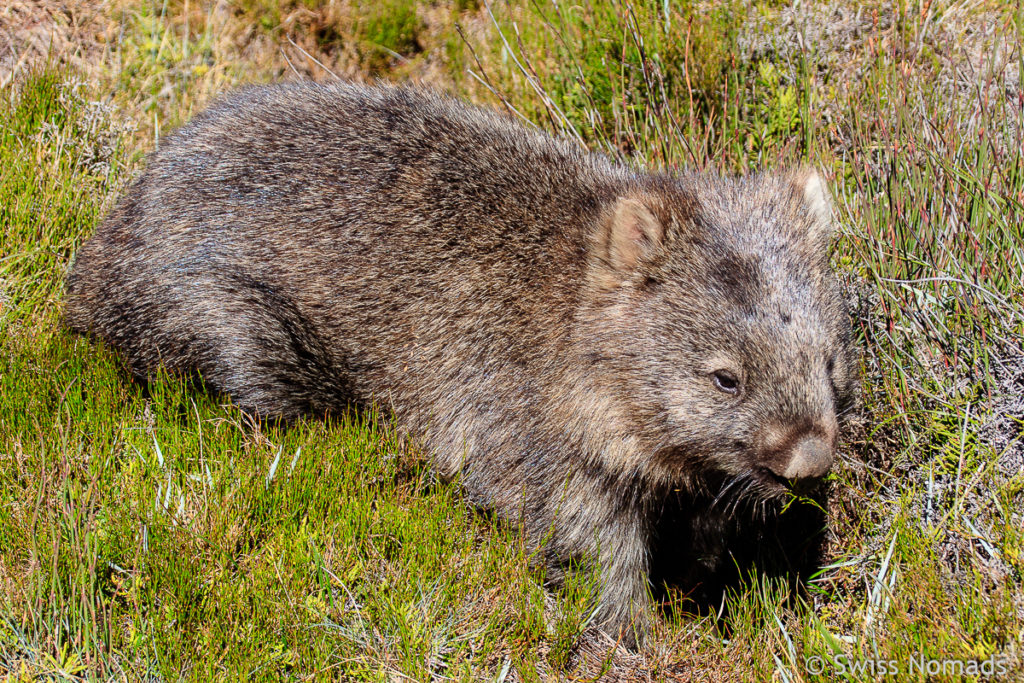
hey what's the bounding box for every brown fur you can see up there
[65,81,858,647]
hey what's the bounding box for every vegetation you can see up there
[1,0,1021,679]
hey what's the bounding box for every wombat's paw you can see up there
[593,598,651,652]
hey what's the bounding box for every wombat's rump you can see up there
[65,81,857,646]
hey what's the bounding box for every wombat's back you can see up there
[66,82,627,428]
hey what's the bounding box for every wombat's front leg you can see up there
[543,483,652,649]
[591,519,652,649]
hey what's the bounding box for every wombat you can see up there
[65,81,858,647]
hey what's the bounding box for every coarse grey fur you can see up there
[65,81,858,647]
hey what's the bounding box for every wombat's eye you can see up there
[712,370,741,395]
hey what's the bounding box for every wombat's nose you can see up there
[777,436,833,481]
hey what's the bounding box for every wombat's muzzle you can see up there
[776,435,833,481]
[759,424,835,487]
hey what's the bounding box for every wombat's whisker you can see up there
[712,476,743,509]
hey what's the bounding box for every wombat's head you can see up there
[584,168,858,499]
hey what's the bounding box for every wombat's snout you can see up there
[760,424,836,485]
[775,435,833,481]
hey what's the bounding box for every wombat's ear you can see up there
[789,167,834,244]
[605,196,664,272]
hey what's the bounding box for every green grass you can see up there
[1,0,1023,680]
